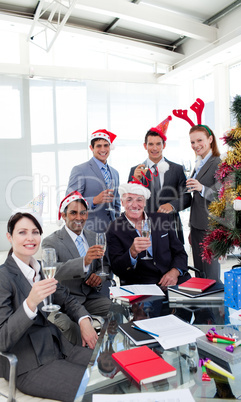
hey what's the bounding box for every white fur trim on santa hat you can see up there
[119,183,151,200]
[91,131,111,144]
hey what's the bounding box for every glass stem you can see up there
[49,294,53,306]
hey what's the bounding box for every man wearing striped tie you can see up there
[42,191,111,346]
[66,129,121,233]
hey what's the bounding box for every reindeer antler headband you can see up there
[172,98,212,136]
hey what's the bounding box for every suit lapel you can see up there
[121,214,139,241]
[60,226,80,259]
[161,158,171,190]
[83,229,96,247]
[196,156,215,181]
[89,157,106,187]
[7,256,48,319]
[7,256,32,299]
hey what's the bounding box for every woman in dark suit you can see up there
[0,211,94,401]
[186,125,221,281]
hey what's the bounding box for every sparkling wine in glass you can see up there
[182,160,192,193]
[141,219,152,260]
[96,233,109,276]
[41,248,60,312]
[105,178,115,212]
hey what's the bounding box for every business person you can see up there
[186,124,221,281]
[128,116,191,243]
[42,191,111,344]
[0,204,96,401]
[66,129,121,232]
[106,182,189,286]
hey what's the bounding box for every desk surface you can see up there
[76,295,241,401]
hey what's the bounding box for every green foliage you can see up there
[236,169,241,186]
[231,95,241,126]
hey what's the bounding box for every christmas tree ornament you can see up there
[201,95,241,262]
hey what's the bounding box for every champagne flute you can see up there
[41,248,60,312]
[182,160,192,193]
[96,233,109,276]
[141,219,152,260]
[105,178,115,211]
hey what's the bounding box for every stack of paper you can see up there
[109,284,165,299]
[133,314,205,349]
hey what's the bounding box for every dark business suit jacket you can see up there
[128,158,191,242]
[106,213,188,285]
[66,157,121,232]
[41,226,110,315]
[0,256,90,379]
[190,155,221,230]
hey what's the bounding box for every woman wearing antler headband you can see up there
[173,99,221,282]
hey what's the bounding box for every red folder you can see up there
[178,277,216,293]
[112,345,176,385]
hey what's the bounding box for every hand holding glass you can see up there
[96,233,109,276]
[105,179,115,211]
[141,219,152,260]
[41,248,60,312]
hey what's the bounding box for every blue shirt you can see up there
[92,157,112,208]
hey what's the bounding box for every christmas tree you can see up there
[202,95,241,263]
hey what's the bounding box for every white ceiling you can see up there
[0,0,241,79]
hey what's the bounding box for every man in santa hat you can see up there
[42,191,111,345]
[106,182,189,286]
[66,129,121,233]
[128,117,191,243]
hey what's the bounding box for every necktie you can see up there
[152,164,161,194]
[102,165,111,188]
[145,165,161,212]
[75,236,86,257]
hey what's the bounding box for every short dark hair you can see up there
[63,198,87,215]
[144,130,165,145]
[90,138,110,148]
[7,212,42,236]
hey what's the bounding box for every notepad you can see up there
[112,346,176,385]
[178,277,216,293]
[119,322,159,346]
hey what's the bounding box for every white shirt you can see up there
[12,253,41,319]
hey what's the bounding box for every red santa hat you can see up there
[58,191,89,220]
[91,129,117,145]
[149,115,172,142]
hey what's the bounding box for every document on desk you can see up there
[109,284,165,298]
[133,314,205,349]
[93,389,195,402]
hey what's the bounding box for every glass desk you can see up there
[76,294,241,401]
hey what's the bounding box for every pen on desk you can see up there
[119,287,135,295]
[131,325,159,337]
[203,359,235,380]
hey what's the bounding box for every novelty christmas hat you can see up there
[58,191,89,220]
[11,192,46,228]
[149,115,172,141]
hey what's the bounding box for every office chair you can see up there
[0,352,17,402]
